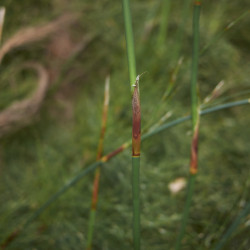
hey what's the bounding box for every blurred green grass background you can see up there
[0,0,250,249]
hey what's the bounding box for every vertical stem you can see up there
[132,77,141,250]
[122,0,137,91]
[132,156,140,249]
[157,0,171,48]
[175,1,201,249]
[190,1,201,136]
[86,76,110,250]
[122,1,141,249]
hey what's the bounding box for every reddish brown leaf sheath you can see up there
[101,144,127,162]
[132,79,141,157]
[190,125,199,174]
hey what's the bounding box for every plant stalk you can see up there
[86,76,110,250]
[122,0,137,91]
[122,1,141,248]
[175,1,201,249]
[132,77,141,250]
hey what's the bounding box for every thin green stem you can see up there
[190,1,201,130]
[122,1,141,249]
[176,1,201,249]
[122,0,137,91]
[86,209,96,250]
[131,77,141,250]
[132,156,140,250]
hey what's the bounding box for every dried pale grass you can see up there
[0,13,79,63]
[0,13,83,137]
[0,7,5,43]
[0,63,49,137]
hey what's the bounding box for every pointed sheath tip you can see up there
[133,72,146,87]
[132,80,141,157]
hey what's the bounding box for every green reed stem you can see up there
[157,0,171,48]
[190,1,201,131]
[2,98,249,248]
[122,1,141,249]
[175,1,201,249]
[86,210,96,249]
[122,0,137,91]
[131,77,141,250]
[132,156,140,249]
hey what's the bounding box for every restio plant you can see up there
[1,1,250,249]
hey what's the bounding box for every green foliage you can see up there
[0,0,250,249]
